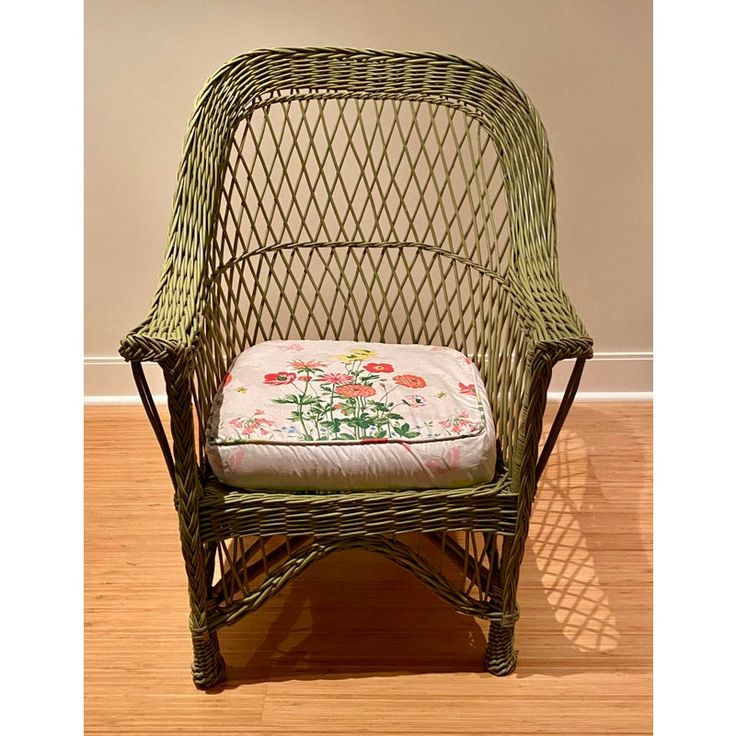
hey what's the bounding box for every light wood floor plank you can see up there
[85,403,652,734]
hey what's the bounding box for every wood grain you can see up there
[85,402,652,735]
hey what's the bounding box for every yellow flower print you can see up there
[333,347,377,362]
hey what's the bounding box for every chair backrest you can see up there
[172,49,558,458]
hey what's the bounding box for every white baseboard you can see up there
[84,351,652,405]
[84,394,169,405]
[548,391,652,402]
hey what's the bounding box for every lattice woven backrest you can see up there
[160,49,559,462]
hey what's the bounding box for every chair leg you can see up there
[191,629,226,689]
[484,621,517,675]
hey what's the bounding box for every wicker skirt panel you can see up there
[208,530,517,629]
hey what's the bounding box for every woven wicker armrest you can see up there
[119,330,195,364]
[119,272,203,364]
[525,316,593,366]
[508,275,593,364]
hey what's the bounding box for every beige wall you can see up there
[85,0,651,396]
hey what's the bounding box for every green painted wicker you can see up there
[120,48,592,689]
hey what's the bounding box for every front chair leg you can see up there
[483,533,518,675]
[484,622,517,675]
[191,628,226,689]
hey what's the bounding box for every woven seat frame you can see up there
[120,48,592,688]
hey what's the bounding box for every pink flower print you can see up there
[458,382,476,395]
[242,416,273,437]
[439,411,479,435]
[280,343,304,352]
[289,359,326,370]
[445,445,461,467]
[336,384,376,398]
[425,445,462,473]
[207,448,227,477]
[318,372,353,385]
[228,410,274,439]
[402,394,427,407]
[227,447,248,472]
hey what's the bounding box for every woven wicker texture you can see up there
[120,48,592,688]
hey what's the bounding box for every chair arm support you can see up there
[126,339,204,511]
[510,334,592,488]
[505,274,593,496]
[499,335,590,620]
[120,278,206,498]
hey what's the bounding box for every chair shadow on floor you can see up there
[214,407,651,689]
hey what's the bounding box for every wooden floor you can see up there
[85,402,652,735]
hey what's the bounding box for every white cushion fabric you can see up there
[205,340,497,491]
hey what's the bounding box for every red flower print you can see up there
[317,372,353,385]
[364,362,394,373]
[263,371,297,385]
[458,382,476,395]
[335,384,377,398]
[393,374,427,389]
[289,359,326,370]
[221,372,232,388]
[298,375,312,382]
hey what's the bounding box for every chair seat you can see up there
[204,340,497,492]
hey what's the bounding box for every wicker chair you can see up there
[120,48,592,689]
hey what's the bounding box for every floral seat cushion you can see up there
[205,340,497,491]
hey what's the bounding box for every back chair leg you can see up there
[191,627,226,689]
